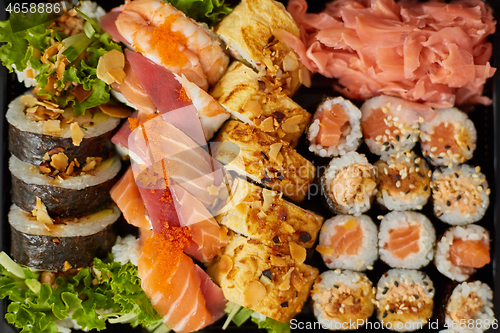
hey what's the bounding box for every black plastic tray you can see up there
[1,1,499,332]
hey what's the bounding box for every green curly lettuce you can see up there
[0,10,122,116]
[164,0,232,24]
[0,252,163,333]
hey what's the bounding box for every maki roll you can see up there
[439,281,495,333]
[375,151,432,211]
[307,96,362,158]
[378,212,436,269]
[216,178,323,251]
[420,107,476,167]
[320,152,377,215]
[435,225,491,282]
[7,94,120,165]
[317,215,378,271]
[210,61,311,147]
[208,235,318,323]
[212,120,315,203]
[9,204,120,271]
[361,96,434,156]
[311,270,375,330]
[375,269,434,332]
[10,155,121,218]
[431,165,490,225]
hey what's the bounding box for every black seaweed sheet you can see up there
[1,0,499,332]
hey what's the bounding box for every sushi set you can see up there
[0,0,499,332]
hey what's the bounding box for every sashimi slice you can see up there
[100,11,129,44]
[330,218,363,256]
[126,49,192,115]
[386,224,420,259]
[111,62,157,115]
[175,74,230,141]
[138,187,180,233]
[138,231,212,332]
[195,265,227,324]
[449,239,490,269]
[172,185,228,262]
[110,167,152,230]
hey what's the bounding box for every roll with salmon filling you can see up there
[321,152,377,215]
[420,107,476,167]
[378,212,436,269]
[431,165,490,225]
[360,96,434,156]
[375,269,434,332]
[317,215,378,271]
[375,151,432,211]
[307,96,362,158]
[440,281,495,333]
[311,270,375,330]
[435,225,491,282]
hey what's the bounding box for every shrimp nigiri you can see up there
[115,0,229,90]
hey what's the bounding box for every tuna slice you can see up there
[100,11,129,44]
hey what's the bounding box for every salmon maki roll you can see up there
[435,225,491,282]
[375,269,434,332]
[321,152,377,215]
[317,215,378,271]
[378,212,436,269]
[360,96,435,156]
[311,270,375,330]
[420,108,476,167]
[431,164,490,225]
[307,96,362,158]
[375,151,432,211]
[440,281,495,333]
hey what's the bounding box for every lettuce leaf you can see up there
[251,315,291,333]
[0,11,122,116]
[164,0,232,24]
[0,252,163,333]
[223,302,291,333]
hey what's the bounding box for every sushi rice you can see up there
[311,270,375,330]
[441,281,495,333]
[378,211,435,269]
[375,151,432,211]
[318,215,378,271]
[435,225,491,282]
[307,96,362,158]
[420,107,476,167]
[431,164,490,225]
[375,269,434,332]
[321,151,377,215]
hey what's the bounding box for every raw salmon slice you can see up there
[110,167,151,229]
[138,231,213,332]
[330,218,363,256]
[449,239,490,268]
[386,225,420,259]
[426,122,458,155]
[317,103,349,147]
[362,107,399,140]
